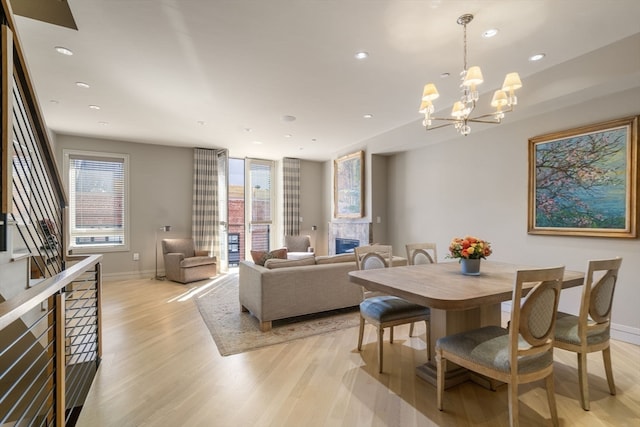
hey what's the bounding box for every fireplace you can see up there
[328,222,372,255]
[335,238,360,254]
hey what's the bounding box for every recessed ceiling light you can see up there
[354,51,369,60]
[244,127,253,133]
[284,134,292,138]
[49,100,59,104]
[197,120,206,125]
[75,82,90,88]
[529,53,546,62]
[311,138,317,142]
[88,105,101,110]
[55,46,73,56]
[482,28,499,38]
[363,114,373,119]
[98,121,108,126]
[281,115,296,122]
[252,141,263,145]
[440,72,450,78]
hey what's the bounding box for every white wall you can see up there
[383,87,640,344]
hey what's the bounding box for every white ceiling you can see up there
[11,0,640,161]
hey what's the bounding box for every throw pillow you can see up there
[250,248,288,266]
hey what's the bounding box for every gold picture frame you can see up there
[334,150,364,218]
[528,116,638,238]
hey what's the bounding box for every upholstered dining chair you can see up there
[405,242,438,265]
[436,266,565,427]
[554,257,622,411]
[355,245,431,373]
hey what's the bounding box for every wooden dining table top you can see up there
[348,260,585,311]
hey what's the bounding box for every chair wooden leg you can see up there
[508,383,519,427]
[436,350,445,410]
[378,326,385,373]
[409,322,415,337]
[357,316,365,351]
[425,320,430,361]
[602,346,616,395]
[577,352,590,411]
[389,326,394,343]
[545,373,559,427]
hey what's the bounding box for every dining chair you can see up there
[436,266,565,427]
[554,257,622,411]
[405,242,437,265]
[355,245,431,373]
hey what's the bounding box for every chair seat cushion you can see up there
[554,311,610,346]
[436,325,553,374]
[360,296,430,323]
[180,256,217,268]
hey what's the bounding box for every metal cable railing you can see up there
[0,255,102,426]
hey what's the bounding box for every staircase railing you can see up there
[0,1,104,425]
[0,255,102,426]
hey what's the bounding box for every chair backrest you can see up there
[354,245,392,270]
[579,257,622,336]
[161,238,196,257]
[284,235,311,252]
[509,266,565,369]
[405,243,437,265]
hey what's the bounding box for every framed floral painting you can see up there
[528,116,638,238]
[334,150,364,218]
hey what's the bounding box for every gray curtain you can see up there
[283,157,300,236]
[192,148,218,254]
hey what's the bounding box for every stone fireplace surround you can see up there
[328,221,372,255]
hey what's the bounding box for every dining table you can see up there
[348,260,585,388]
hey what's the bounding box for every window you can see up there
[246,159,275,252]
[64,150,129,252]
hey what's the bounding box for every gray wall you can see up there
[55,135,193,279]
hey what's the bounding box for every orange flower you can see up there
[447,235,492,260]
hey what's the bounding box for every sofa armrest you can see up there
[239,260,268,317]
[164,252,184,279]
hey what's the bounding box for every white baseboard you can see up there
[611,323,640,345]
[102,269,159,282]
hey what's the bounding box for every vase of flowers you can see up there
[447,236,492,276]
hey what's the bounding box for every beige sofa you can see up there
[239,253,406,331]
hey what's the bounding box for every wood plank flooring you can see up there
[77,271,640,426]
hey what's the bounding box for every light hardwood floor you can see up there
[77,271,640,426]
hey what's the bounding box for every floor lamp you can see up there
[154,225,171,280]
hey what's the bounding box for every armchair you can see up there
[161,238,217,284]
[284,235,314,259]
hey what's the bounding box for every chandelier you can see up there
[419,14,522,136]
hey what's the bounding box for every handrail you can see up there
[0,254,102,331]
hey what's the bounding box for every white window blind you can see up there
[65,150,129,251]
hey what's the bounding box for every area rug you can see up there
[194,271,360,356]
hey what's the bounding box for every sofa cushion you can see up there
[264,256,316,269]
[315,253,356,264]
[250,248,288,266]
[180,256,216,268]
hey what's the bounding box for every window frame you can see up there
[63,149,130,253]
